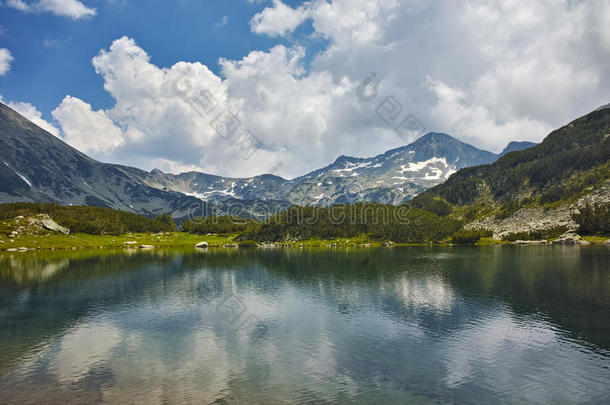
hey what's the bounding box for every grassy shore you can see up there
[1,231,607,251]
[0,232,238,251]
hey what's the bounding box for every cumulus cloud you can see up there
[51,36,390,177]
[7,0,96,19]
[250,0,311,37]
[425,77,553,151]
[48,0,610,176]
[1,95,60,136]
[52,95,124,155]
[6,0,29,11]
[0,48,13,75]
[306,0,610,152]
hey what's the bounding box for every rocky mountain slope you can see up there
[0,103,218,218]
[0,102,534,213]
[422,105,610,237]
[136,133,527,206]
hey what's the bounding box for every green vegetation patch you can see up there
[239,203,463,244]
[0,202,176,235]
[573,203,610,235]
[182,215,258,234]
[451,229,493,245]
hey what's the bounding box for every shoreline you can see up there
[1,232,608,252]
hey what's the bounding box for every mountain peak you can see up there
[332,154,362,165]
[414,132,456,143]
[499,141,537,157]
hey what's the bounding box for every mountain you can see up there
[0,103,207,217]
[499,141,537,157]
[137,133,506,206]
[424,105,610,207]
[0,101,533,213]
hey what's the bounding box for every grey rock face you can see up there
[139,133,505,206]
[41,219,70,235]
[513,240,548,245]
[466,206,577,239]
[552,233,582,245]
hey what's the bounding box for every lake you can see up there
[0,246,609,404]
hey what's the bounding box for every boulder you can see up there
[139,245,154,249]
[123,241,138,245]
[514,240,548,245]
[604,239,610,245]
[579,240,592,246]
[552,233,581,245]
[195,241,209,248]
[41,219,70,235]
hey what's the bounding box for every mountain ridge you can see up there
[0,102,535,213]
[140,131,517,206]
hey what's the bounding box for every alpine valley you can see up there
[0,102,535,217]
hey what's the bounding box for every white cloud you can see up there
[52,95,124,155]
[0,48,13,76]
[425,77,553,152]
[6,0,30,12]
[48,0,610,177]
[250,0,311,37]
[7,0,96,19]
[49,36,389,177]
[306,0,610,152]
[215,15,228,28]
[1,94,60,136]
[43,36,71,48]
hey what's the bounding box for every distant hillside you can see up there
[0,103,204,217]
[424,106,610,208]
[0,103,285,220]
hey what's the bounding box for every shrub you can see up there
[237,240,259,248]
[572,203,610,234]
[239,203,463,243]
[182,216,258,234]
[503,225,569,241]
[408,194,453,216]
[0,202,176,235]
[154,213,176,230]
[503,231,533,242]
[451,229,493,245]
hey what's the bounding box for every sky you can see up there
[0,0,609,179]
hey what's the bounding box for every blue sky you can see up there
[0,0,315,118]
[0,1,608,178]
